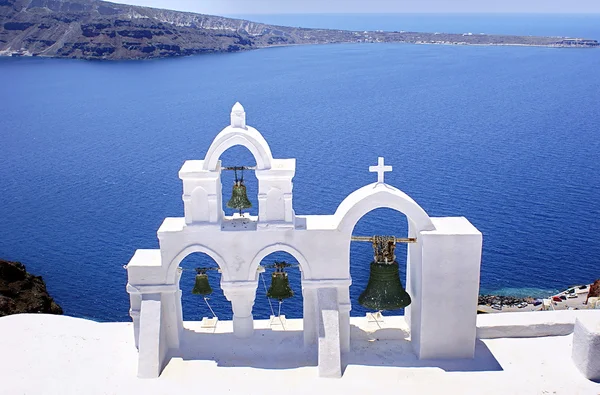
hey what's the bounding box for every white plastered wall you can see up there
[126,103,483,378]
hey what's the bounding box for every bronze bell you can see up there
[267,270,294,300]
[358,236,411,311]
[192,273,213,295]
[227,180,252,212]
[358,260,411,311]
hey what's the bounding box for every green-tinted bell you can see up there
[192,273,213,295]
[358,261,411,311]
[227,181,252,211]
[267,272,294,300]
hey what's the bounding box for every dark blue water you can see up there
[1,14,599,322]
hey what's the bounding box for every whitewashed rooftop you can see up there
[1,312,599,395]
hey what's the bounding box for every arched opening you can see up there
[178,252,230,321]
[171,249,315,370]
[340,207,417,368]
[253,251,304,321]
[218,145,259,218]
[349,208,410,318]
[247,249,314,368]
[333,184,433,349]
[203,125,273,172]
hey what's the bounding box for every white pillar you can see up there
[416,217,482,359]
[337,286,351,353]
[174,269,184,340]
[137,293,165,379]
[317,287,342,378]
[404,219,417,328]
[130,310,141,349]
[161,291,181,349]
[572,315,600,381]
[302,286,318,347]
[408,237,424,352]
[222,280,258,338]
[128,291,142,349]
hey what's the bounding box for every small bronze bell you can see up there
[267,268,294,300]
[192,272,213,295]
[358,236,411,311]
[358,261,411,311]
[227,168,252,214]
[227,180,252,212]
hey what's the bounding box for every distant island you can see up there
[1,0,598,60]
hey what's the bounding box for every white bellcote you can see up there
[179,103,296,228]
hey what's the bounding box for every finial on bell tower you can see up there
[231,102,246,129]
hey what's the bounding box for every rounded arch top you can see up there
[249,243,312,281]
[333,183,435,234]
[165,244,229,284]
[203,103,274,171]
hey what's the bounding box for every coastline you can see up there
[1,39,597,62]
[1,0,598,61]
[478,282,599,314]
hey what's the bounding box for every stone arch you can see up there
[249,243,311,281]
[332,183,435,353]
[203,126,274,171]
[334,183,435,235]
[345,208,412,317]
[166,244,229,285]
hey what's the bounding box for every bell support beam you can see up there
[351,236,417,243]
[221,166,257,171]
[221,280,259,338]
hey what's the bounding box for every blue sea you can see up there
[1,14,599,322]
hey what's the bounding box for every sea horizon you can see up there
[1,13,599,322]
[228,13,600,40]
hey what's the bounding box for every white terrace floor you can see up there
[1,313,599,395]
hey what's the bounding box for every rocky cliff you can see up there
[0,259,63,317]
[1,0,598,60]
[586,279,600,304]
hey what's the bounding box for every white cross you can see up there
[369,157,392,184]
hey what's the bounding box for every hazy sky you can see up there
[116,0,600,15]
